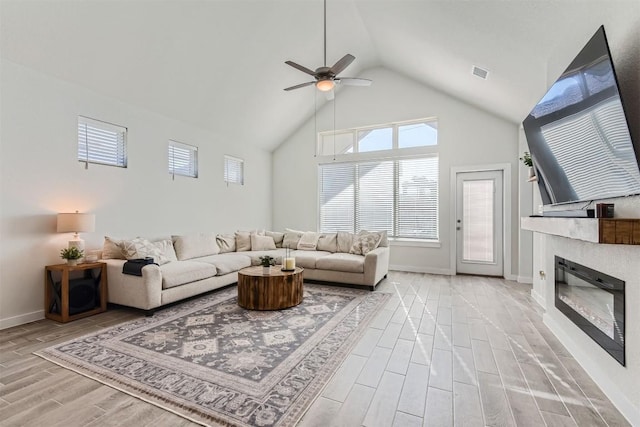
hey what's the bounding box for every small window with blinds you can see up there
[224,155,244,185]
[77,116,127,168]
[168,140,198,178]
[319,155,439,240]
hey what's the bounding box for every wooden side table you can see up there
[44,262,108,323]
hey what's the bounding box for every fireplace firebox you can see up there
[555,256,625,365]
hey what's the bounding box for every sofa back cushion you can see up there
[337,231,354,253]
[317,233,337,253]
[172,233,219,260]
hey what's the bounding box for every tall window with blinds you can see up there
[168,140,198,178]
[224,155,244,185]
[77,116,127,168]
[319,156,438,240]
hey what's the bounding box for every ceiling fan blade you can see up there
[325,90,335,101]
[336,77,372,87]
[283,81,315,91]
[329,54,355,76]
[285,61,317,77]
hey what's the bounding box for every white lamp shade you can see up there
[57,212,95,233]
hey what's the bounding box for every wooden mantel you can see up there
[521,217,640,245]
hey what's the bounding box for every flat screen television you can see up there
[523,25,640,207]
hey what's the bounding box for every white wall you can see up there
[525,12,640,423]
[0,60,272,328]
[273,67,519,275]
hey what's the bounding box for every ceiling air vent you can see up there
[472,65,489,80]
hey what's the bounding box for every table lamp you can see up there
[57,211,95,252]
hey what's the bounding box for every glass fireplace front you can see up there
[555,256,625,365]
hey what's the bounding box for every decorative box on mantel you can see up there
[521,217,640,245]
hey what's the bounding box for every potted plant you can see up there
[519,151,536,181]
[259,255,275,273]
[60,246,84,266]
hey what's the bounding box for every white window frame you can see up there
[317,117,440,243]
[77,116,127,168]
[168,140,198,179]
[224,155,244,185]
[318,117,437,157]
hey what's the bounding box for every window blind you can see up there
[168,141,198,178]
[319,155,438,239]
[77,116,127,168]
[224,155,244,185]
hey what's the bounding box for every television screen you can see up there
[523,26,640,206]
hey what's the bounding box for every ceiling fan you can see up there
[283,0,372,99]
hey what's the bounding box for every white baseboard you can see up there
[530,289,545,309]
[517,275,533,284]
[0,310,44,330]
[544,314,638,426]
[389,265,454,276]
[504,273,518,281]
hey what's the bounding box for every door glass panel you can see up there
[462,179,494,262]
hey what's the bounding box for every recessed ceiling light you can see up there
[472,65,489,80]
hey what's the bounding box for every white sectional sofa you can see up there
[101,230,390,313]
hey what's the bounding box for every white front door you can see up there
[455,170,504,276]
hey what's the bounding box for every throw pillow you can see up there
[282,229,303,249]
[337,231,354,253]
[265,231,285,248]
[216,234,236,253]
[349,231,383,256]
[317,233,338,253]
[172,233,219,260]
[121,237,170,265]
[297,231,320,251]
[154,239,178,262]
[235,231,252,252]
[251,234,277,251]
[102,236,125,259]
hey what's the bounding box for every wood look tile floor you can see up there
[0,272,630,426]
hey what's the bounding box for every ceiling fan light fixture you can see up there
[316,79,335,92]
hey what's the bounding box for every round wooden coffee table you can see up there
[237,266,304,310]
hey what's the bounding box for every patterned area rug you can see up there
[36,284,389,426]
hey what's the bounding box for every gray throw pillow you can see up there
[282,229,303,249]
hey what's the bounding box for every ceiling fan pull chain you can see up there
[333,92,336,161]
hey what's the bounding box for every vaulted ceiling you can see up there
[1,0,636,151]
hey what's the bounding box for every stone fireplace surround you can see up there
[522,217,639,425]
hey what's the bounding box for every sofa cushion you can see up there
[292,250,331,269]
[160,261,217,289]
[337,231,354,253]
[121,237,170,265]
[317,233,337,253]
[216,234,236,253]
[316,253,365,273]
[251,234,276,251]
[172,233,219,260]
[195,253,252,275]
[297,231,320,251]
[266,231,285,248]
